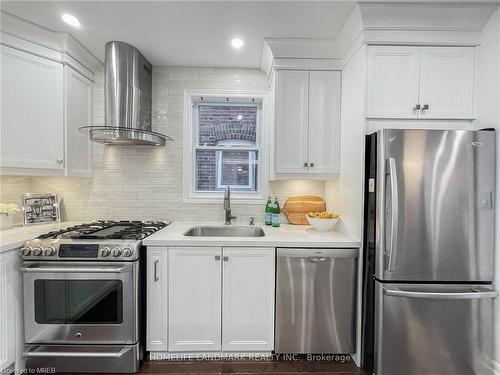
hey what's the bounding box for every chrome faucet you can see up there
[223,186,236,225]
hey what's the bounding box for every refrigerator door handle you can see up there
[386,157,398,272]
[383,287,498,300]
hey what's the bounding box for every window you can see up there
[184,91,267,202]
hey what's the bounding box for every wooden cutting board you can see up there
[282,195,326,225]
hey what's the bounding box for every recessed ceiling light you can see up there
[62,13,81,28]
[231,38,244,49]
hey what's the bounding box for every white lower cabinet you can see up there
[222,247,275,351]
[168,247,222,352]
[0,249,22,372]
[148,246,276,354]
[146,248,168,351]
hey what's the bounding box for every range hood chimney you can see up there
[80,41,171,146]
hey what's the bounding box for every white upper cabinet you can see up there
[367,46,420,119]
[168,247,222,352]
[0,44,96,176]
[273,70,341,178]
[1,45,64,171]
[64,66,93,177]
[367,46,475,119]
[222,247,275,351]
[275,70,309,174]
[418,47,475,119]
[307,71,341,174]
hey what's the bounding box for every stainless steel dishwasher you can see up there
[275,248,358,354]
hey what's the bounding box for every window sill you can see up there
[183,195,266,205]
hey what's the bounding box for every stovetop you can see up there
[37,220,169,241]
[22,220,170,261]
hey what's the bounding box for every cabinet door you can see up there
[222,247,275,351]
[307,71,341,174]
[0,250,21,371]
[367,46,420,118]
[275,70,309,174]
[65,66,93,176]
[147,248,168,351]
[168,247,221,351]
[418,47,475,119]
[1,45,64,171]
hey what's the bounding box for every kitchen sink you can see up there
[183,226,265,237]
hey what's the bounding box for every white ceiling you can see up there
[0,1,357,68]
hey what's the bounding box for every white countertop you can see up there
[0,222,82,253]
[143,222,361,248]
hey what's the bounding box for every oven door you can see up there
[23,261,137,345]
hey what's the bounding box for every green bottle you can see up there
[272,198,281,227]
[265,196,273,226]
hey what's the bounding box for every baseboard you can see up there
[149,351,272,361]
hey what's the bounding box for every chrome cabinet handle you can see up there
[309,162,315,167]
[413,104,421,111]
[56,158,64,164]
[421,104,429,110]
[304,162,308,168]
[223,256,229,261]
[215,255,221,261]
[384,287,498,300]
[387,157,398,272]
[154,260,159,282]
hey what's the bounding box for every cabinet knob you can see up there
[309,162,315,167]
[304,162,308,168]
[56,158,64,164]
[223,256,229,261]
[422,104,429,110]
[215,255,221,261]
[413,104,421,111]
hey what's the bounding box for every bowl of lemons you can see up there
[306,212,340,232]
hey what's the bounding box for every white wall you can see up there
[3,66,326,224]
[475,7,500,370]
[325,45,366,241]
[324,44,367,366]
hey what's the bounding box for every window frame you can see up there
[183,89,269,203]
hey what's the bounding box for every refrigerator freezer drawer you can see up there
[375,282,497,375]
[275,248,358,354]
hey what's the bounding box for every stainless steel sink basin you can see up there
[184,226,265,237]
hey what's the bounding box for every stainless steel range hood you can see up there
[80,41,171,146]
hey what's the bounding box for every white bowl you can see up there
[306,216,339,232]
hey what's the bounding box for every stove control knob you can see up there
[32,247,42,256]
[112,248,122,257]
[21,247,31,256]
[100,247,111,257]
[43,247,55,256]
[122,247,133,257]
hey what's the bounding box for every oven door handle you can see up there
[23,347,130,358]
[21,265,129,273]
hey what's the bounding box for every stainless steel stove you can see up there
[21,220,169,373]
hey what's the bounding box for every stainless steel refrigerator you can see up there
[361,129,497,375]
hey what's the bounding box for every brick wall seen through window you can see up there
[195,105,259,192]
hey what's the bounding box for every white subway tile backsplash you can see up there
[2,66,328,224]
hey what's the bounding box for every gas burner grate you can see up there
[37,220,169,240]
